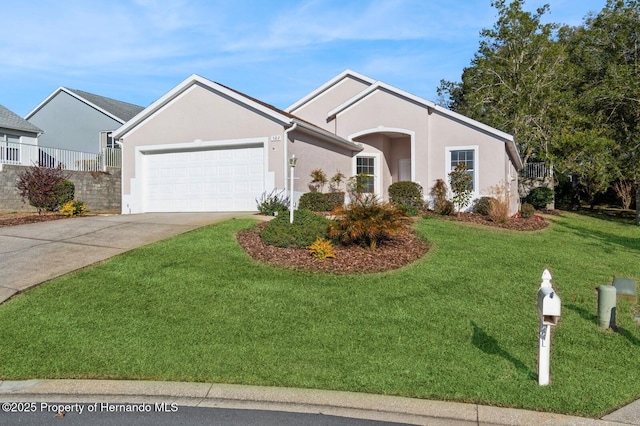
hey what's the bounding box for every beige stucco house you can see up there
[113,71,522,214]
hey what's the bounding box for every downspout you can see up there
[283,122,298,192]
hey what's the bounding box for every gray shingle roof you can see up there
[0,104,42,134]
[65,88,145,122]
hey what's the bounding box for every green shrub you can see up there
[472,197,494,215]
[329,194,410,249]
[525,187,554,210]
[55,179,75,207]
[398,204,420,217]
[299,192,331,212]
[260,209,330,247]
[256,190,290,216]
[520,203,536,218]
[388,181,424,210]
[325,192,345,210]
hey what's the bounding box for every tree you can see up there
[553,129,618,208]
[564,0,640,222]
[438,0,567,165]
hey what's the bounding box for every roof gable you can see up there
[25,87,144,124]
[0,104,42,134]
[113,74,361,152]
[326,81,523,170]
[285,69,375,113]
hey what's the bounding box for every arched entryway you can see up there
[349,127,415,200]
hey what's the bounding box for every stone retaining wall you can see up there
[0,164,121,212]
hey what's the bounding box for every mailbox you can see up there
[538,286,561,325]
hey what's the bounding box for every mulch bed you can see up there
[237,222,431,274]
[428,211,550,232]
[237,212,549,274]
[0,212,66,227]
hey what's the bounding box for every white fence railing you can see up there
[0,141,121,171]
[523,162,553,179]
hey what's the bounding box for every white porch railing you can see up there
[523,162,553,179]
[0,141,121,171]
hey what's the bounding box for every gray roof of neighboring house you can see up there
[0,104,42,134]
[64,88,145,122]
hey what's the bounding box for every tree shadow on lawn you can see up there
[551,216,640,252]
[470,321,536,380]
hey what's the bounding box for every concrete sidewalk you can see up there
[0,379,634,425]
[0,212,246,304]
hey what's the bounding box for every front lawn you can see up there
[0,213,639,417]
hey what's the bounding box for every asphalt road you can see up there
[0,403,413,426]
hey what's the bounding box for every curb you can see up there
[0,380,627,425]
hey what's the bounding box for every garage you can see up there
[140,142,265,212]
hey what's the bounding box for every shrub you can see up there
[472,197,494,215]
[449,163,472,213]
[329,172,345,192]
[308,238,335,260]
[260,209,330,247]
[613,180,634,210]
[55,180,75,207]
[487,183,511,224]
[299,192,331,212]
[328,194,410,249]
[398,204,420,217]
[60,200,86,217]
[388,181,424,210]
[324,192,345,210]
[346,173,369,201]
[520,203,536,218]
[430,179,449,214]
[309,169,328,192]
[436,200,455,216]
[525,187,554,209]
[16,165,71,214]
[256,190,290,216]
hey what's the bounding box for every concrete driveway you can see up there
[0,213,248,304]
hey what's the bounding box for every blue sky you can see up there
[2,0,606,118]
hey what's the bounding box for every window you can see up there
[356,156,375,193]
[449,149,475,191]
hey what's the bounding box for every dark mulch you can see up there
[0,212,66,227]
[237,212,549,274]
[237,222,431,274]
[428,211,549,232]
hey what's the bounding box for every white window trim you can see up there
[353,152,381,197]
[445,145,479,204]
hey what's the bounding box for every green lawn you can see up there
[1,213,639,417]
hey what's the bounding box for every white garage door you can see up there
[142,144,264,212]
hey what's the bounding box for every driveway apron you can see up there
[0,213,244,304]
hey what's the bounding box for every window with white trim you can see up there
[449,149,475,191]
[356,156,375,193]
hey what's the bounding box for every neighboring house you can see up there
[25,87,144,154]
[113,71,522,215]
[0,104,42,165]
